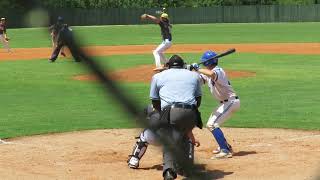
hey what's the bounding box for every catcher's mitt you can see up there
[140,14,147,20]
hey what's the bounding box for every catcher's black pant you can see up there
[157,105,199,177]
[49,42,65,61]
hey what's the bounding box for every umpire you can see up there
[49,17,81,62]
[150,55,202,180]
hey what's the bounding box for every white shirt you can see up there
[199,66,237,102]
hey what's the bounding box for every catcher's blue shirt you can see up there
[150,68,202,109]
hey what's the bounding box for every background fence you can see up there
[4,5,320,28]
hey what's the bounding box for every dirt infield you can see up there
[2,43,320,61]
[73,64,256,83]
[0,128,319,180]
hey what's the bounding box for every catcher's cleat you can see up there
[211,149,232,159]
[128,156,140,169]
[163,169,177,180]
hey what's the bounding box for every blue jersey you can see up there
[150,68,202,109]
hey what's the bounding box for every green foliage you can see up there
[0,0,318,12]
[38,0,158,8]
[277,0,315,4]
[0,0,27,13]
[40,0,319,7]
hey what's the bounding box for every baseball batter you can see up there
[0,18,11,52]
[191,50,240,159]
[141,13,172,70]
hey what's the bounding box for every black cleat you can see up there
[163,169,177,180]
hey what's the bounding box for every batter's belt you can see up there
[220,96,239,103]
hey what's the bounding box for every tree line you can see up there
[0,0,318,11]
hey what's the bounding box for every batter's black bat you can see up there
[198,48,236,65]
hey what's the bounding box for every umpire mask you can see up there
[166,55,185,69]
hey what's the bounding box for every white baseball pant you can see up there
[0,34,10,52]
[207,97,240,131]
[153,39,172,67]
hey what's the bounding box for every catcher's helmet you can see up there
[200,50,218,66]
[166,55,185,68]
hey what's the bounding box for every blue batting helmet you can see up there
[200,50,218,66]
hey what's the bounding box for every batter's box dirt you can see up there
[0,128,319,179]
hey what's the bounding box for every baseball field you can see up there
[0,23,319,179]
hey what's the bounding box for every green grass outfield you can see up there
[8,22,320,48]
[1,23,320,138]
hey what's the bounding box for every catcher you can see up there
[49,17,81,62]
[127,104,201,177]
[140,12,172,71]
[0,18,11,53]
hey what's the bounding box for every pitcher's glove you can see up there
[140,14,148,20]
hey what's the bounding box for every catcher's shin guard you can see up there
[127,140,148,168]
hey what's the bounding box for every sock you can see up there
[212,128,228,150]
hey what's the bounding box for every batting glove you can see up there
[192,63,200,71]
[186,64,193,71]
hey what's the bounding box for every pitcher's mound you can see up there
[73,65,256,83]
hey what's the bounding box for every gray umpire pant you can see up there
[158,107,198,175]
